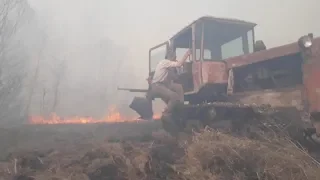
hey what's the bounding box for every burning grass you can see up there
[28,107,161,125]
[1,125,320,180]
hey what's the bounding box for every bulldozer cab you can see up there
[149,16,257,93]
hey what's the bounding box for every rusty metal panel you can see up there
[191,61,228,92]
[192,61,202,92]
[226,38,320,69]
[304,69,320,113]
[302,40,320,113]
[170,16,256,42]
[226,41,300,68]
[229,87,303,109]
[201,61,228,84]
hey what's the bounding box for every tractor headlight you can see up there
[304,39,312,48]
[298,34,313,49]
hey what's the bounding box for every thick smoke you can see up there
[1,0,319,124]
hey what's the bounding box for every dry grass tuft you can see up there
[1,125,320,180]
[176,128,320,180]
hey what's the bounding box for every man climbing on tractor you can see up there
[148,48,191,118]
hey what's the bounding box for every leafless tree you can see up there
[41,87,47,116]
[0,0,33,123]
[24,35,47,116]
[49,55,67,113]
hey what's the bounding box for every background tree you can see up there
[0,0,35,124]
[49,54,67,114]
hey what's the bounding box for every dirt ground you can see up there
[0,121,320,180]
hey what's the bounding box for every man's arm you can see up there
[163,50,191,68]
[146,71,155,84]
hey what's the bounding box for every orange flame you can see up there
[29,107,161,124]
[152,114,161,119]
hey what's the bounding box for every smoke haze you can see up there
[0,0,319,123]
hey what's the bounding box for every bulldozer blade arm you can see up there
[129,97,153,120]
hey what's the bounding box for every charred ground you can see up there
[0,121,320,180]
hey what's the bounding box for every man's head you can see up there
[165,44,177,61]
[165,49,177,61]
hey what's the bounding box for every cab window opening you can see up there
[149,43,167,72]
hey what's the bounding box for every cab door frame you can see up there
[148,41,169,74]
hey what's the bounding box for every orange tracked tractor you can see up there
[119,16,320,143]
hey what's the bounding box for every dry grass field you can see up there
[0,121,320,180]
